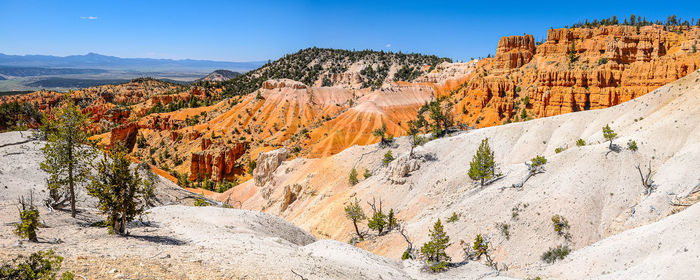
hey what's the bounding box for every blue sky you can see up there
[1,0,698,62]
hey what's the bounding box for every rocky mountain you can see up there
[0,52,264,72]
[1,24,698,189]
[197,69,241,82]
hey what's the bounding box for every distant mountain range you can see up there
[0,53,265,72]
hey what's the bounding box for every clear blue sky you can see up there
[1,0,698,62]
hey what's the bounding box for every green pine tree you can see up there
[420,219,451,272]
[344,198,367,240]
[348,168,359,186]
[87,145,146,235]
[367,210,387,235]
[40,96,95,218]
[602,124,617,149]
[468,138,495,186]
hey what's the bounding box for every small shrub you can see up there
[597,57,608,65]
[0,250,74,280]
[14,195,40,242]
[446,212,459,223]
[194,198,209,206]
[530,155,547,167]
[602,124,617,150]
[348,168,359,186]
[401,250,413,260]
[496,222,510,240]
[551,215,571,240]
[576,138,586,146]
[555,147,565,154]
[247,160,256,175]
[382,150,395,166]
[363,169,371,179]
[541,245,570,263]
[627,140,638,151]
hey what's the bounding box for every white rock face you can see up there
[387,155,421,183]
[253,147,289,187]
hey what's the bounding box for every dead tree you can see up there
[397,223,415,260]
[635,161,655,196]
[367,197,383,216]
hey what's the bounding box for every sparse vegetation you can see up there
[541,245,571,263]
[555,147,565,153]
[576,138,586,146]
[627,140,638,151]
[496,222,511,240]
[551,215,572,241]
[446,212,459,223]
[363,169,372,179]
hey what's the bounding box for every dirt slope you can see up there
[217,69,700,278]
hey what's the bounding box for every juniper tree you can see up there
[468,138,495,186]
[87,145,146,235]
[602,124,617,150]
[420,219,451,272]
[40,97,95,217]
[344,198,366,240]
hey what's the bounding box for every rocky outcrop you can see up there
[253,148,288,187]
[281,184,302,212]
[189,142,247,181]
[387,155,421,184]
[454,25,700,127]
[262,79,307,90]
[109,123,139,152]
[495,35,535,69]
